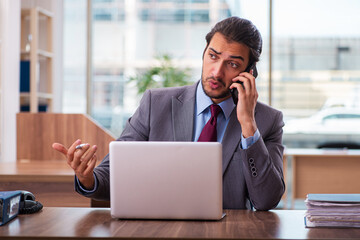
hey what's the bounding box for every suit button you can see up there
[252,171,258,177]
[249,158,254,164]
[250,162,255,168]
[251,167,256,172]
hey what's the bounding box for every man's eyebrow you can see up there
[209,47,244,61]
[229,55,244,61]
[209,47,221,55]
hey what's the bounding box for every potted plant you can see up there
[130,54,193,94]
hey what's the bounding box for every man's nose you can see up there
[212,62,225,79]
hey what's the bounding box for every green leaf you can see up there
[129,54,193,94]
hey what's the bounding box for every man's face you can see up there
[201,32,250,104]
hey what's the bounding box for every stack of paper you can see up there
[305,194,360,228]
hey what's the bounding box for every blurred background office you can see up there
[63,0,360,149]
[1,0,360,163]
[0,0,359,210]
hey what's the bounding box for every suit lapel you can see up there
[221,104,259,174]
[172,83,197,141]
[221,109,242,174]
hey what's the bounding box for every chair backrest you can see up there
[317,142,360,149]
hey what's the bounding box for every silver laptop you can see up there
[109,141,224,220]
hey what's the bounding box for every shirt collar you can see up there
[196,81,235,120]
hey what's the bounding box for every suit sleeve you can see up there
[75,90,152,201]
[239,110,285,210]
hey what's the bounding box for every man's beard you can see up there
[201,75,231,99]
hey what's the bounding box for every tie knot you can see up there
[210,104,221,118]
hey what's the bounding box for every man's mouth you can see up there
[207,77,225,90]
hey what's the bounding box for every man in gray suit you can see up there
[53,17,285,210]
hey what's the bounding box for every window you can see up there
[63,0,360,148]
[271,0,360,148]
[89,0,231,135]
[63,0,87,113]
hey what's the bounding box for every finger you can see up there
[239,72,256,93]
[83,154,98,176]
[69,139,82,153]
[239,71,255,83]
[72,143,90,169]
[240,70,254,78]
[231,76,250,93]
[67,139,82,164]
[77,145,97,173]
[52,143,68,156]
[242,78,252,94]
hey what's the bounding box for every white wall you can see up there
[0,0,21,162]
[0,0,63,162]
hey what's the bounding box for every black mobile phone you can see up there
[230,63,258,105]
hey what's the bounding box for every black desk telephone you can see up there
[230,63,258,105]
[19,191,43,214]
[0,190,42,226]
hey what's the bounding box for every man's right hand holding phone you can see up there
[52,139,98,190]
[230,69,258,139]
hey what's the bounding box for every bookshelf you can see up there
[20,7,53,112]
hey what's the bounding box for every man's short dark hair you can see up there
[204,17,262,65]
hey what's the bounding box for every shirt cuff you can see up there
[241,129,260,149]
[76,173,98,193]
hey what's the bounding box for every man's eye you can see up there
[209,53,216,59]
[229,62,239,68]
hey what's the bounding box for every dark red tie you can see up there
[198,104,222,142]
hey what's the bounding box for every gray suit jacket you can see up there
[76,82,285,210]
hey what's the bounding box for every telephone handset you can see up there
[19,190,43,214]
[230,63,258,105]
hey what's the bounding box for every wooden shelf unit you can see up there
[20,7,53,112]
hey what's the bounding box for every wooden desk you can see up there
[0,160,90,207]
[1,208,359,239]
[284,148,360,209]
